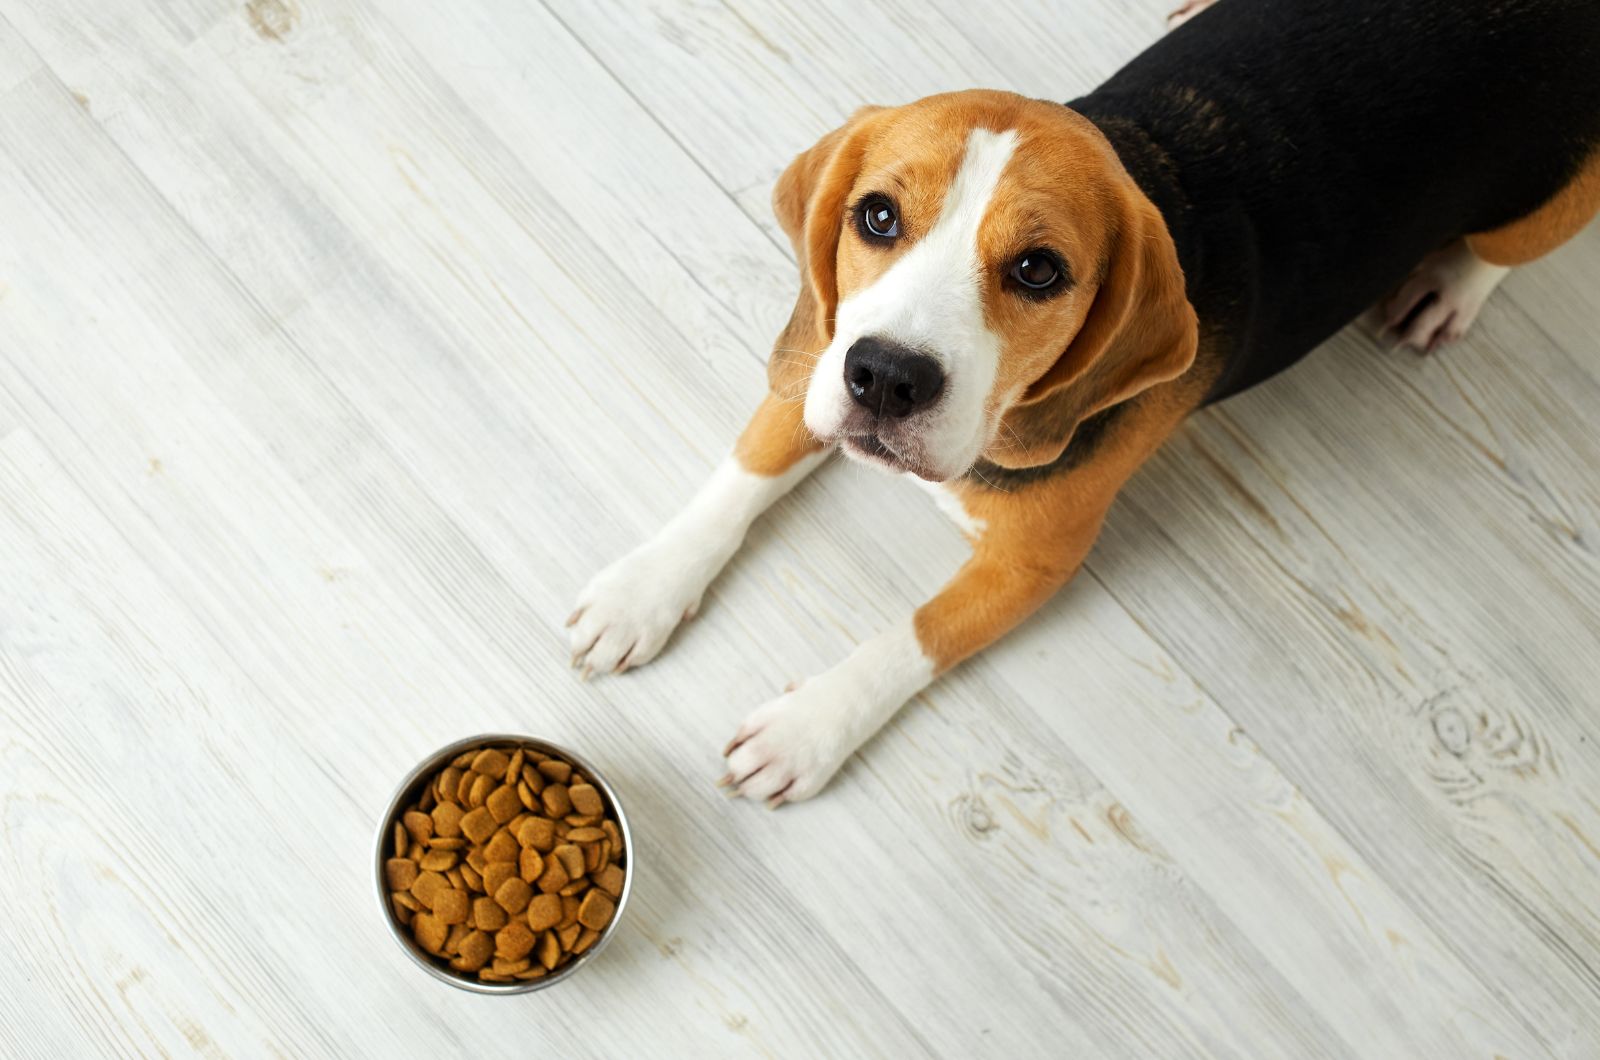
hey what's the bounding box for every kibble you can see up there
[418,849,456,872]
[431,801,464,838]
[459,806,496,845]
[494,877,533,916]
[434,888,470,926]
[496,921,536,961]
[577,890,615,931]
[526,893,563,932]
[536,929,561,970]
[569,785,603,816]
[541,784,572,818]
[517,816,555,852]
[552,844,585,880]
[414,913,448,954]
[403,810,433,842]
[384,741,627,982]
[483,829,520,864]
[594,863,624,899]
[473,895,508,932]
[536,857,569,895]
[386,857,419,891]
[486,784,521,824]
[457,930,493,971]
[411,870,448,910]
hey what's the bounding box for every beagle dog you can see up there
[569,0,1600,805]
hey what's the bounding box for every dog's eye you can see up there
[856,195,900,242]
[1010,251,1064,292]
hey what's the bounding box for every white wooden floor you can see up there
[1,0,1597,1056]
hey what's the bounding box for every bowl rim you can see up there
[373,732,635,995]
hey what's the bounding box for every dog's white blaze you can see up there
[909,476,987,537]
[805,128,1020,478]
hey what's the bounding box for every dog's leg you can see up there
[718,524,1074,806]
[721,396,1187,806]
[569,394,826,676]
[1380,239,1511,353]
[1383,149,1600,353]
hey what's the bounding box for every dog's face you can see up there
[770,91,1197,481]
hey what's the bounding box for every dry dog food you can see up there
[385,742,626,983]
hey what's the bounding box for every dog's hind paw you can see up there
[1381,240,1510,353]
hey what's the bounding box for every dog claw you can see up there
[1378,240,1508,352]
[568,543,712,678]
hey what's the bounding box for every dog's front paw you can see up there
[720,622,932,807]
[568,536,720,676]
[720,682,858,807]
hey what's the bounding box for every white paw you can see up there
[720,620,933,807]
[720,680,859,807]
[568,536,723,676]
[1382,241,1510,353]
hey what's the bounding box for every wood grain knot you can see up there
[950,792,997,841]
[1422,689,1553,804]
[246,0,298,41]
[1105,801,1155,854]
[1431,707,1470,756]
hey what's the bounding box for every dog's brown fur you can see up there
[1468,148,1600,266]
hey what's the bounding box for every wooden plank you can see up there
[0,0,1594,1053]
[707,0,1600,1045]
[0,428,375,1058]
[544,0,1596,1050]
[0,63,930,1056]
[0,12,41,94]
[988,574,1551,1056]
[1092,312,1600,1047]
[1498,226,1600,390]
[0,2,1350,1056]
[0,5,1339,1055]
[543,0,1010,193]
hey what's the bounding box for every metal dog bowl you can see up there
[375,733,635,994]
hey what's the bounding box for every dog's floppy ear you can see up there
[989,188,1198,468]
[767,105,884,397]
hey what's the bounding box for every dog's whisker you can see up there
[769,353,819,371]
[968,463,1011,493]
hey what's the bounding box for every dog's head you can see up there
[769,90,1197,481]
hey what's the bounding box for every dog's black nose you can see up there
[843,337,945,418]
